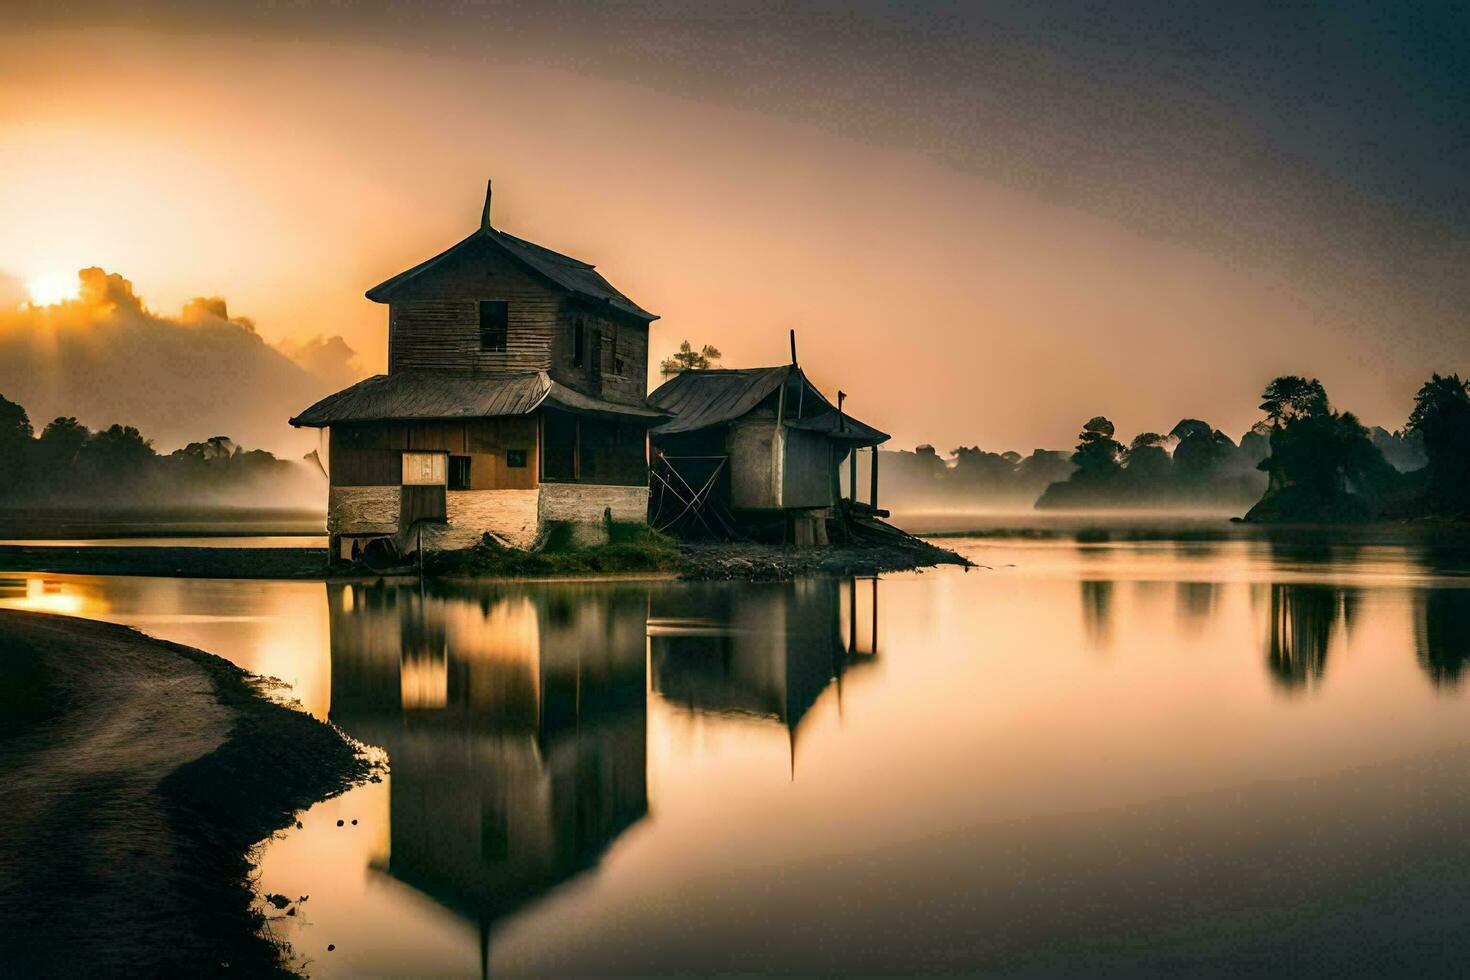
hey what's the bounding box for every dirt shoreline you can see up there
[0,610,373,978]
[0,538,969,582]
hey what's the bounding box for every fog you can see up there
[0,268,358,456]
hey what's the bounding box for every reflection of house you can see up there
[292,182,664,561]
[647,365,888,540]
[646,578,879,758]
[325,581,649,968]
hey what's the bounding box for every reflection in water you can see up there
[1175,581,1218,634]
[327,581,651,973]
[1264,584,1345,692]
[647,578,878,773]
[1079,579,1114,648]
[323,576,879,972]
[13,534,1470,974]
[1415,588,1470,689]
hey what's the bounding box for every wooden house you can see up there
[291,182,664,562]
[646,363,888,541]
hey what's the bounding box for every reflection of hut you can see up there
[647,364,888,540]
[646,578,878,761]
[326,581,649,970]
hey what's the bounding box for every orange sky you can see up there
[1,25,1465,452]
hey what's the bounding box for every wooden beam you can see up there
[870,446,879,509]
[848,448,857,503]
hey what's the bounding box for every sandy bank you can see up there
[0,611,372,977]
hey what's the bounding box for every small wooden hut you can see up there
[646,362,888,541]
[291,182,664,562]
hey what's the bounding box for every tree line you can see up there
[0,392,320,507]
[1039,372,1467,520]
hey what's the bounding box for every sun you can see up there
[26,271,79,307]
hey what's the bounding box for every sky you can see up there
[1,2,1468,454]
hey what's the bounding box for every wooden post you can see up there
[848,449,857,503]
[869,446,879,509]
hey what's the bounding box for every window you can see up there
[506,449,527,468]
[588,328,603,381]
[571,319,585,367]
[610,329,625,375]
[401,452,446,485]
[448,455,471,490]
[479,301,508,352]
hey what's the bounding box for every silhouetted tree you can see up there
[1258,376,1328,426]
[0,393,33,497]
[659,340,722,377]
[1124,432,1171,482]
[35,417,90,477]
[1248,377,1396,521]
[1406,373,1470,515]
[1072,416,1124,480]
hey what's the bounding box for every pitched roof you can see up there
[648,366,889,446]
[648,366,795,434]
[289,371,666,427]
[364,227,656,321]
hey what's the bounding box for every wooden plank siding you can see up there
[330,417,539,490]
[549,305,650,407]
[383,236,650,407]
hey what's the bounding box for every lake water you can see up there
[5,530,1470,975]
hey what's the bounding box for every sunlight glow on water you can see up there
[6,531,1470,975]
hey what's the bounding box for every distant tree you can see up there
[1406,372,1470,514]
[175,436,238,461]
[1259,376,1328,427]
[1124,431,1172,482]
[1072,416,1125,479]
[0,393,33,497]
[79,424,157,490]
[659,340,722,377]
[35,417,90,473]
[1254,378,1392,505]
[0,393,31,450]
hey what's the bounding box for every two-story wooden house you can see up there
[291,182,664,562]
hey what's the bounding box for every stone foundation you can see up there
[327,486,400,536]
[327,483,647,555]
[420,488,541,551]
[538,483,650,547]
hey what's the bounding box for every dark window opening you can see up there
[448,455,471,490]
[571,320,585,367]
[507,449,527,468]
[588,329,603,381]
[479,301,508,352]
[541,411,577,481]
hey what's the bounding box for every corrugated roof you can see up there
[786,410,889,446]
[290,371,666,427]
[648,366,889,446]
[364,228,656,321]
[648,366,794,434]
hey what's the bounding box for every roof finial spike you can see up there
[481,179,493,231]
[789,328,798,366]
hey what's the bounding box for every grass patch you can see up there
[425,522,687,577]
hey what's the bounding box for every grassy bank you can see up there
[0,611,374,977]
[426,522,687,577]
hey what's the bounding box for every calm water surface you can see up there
[5,532,1470,976]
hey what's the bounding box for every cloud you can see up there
[276,334,363,392]
[0,268,363,454]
